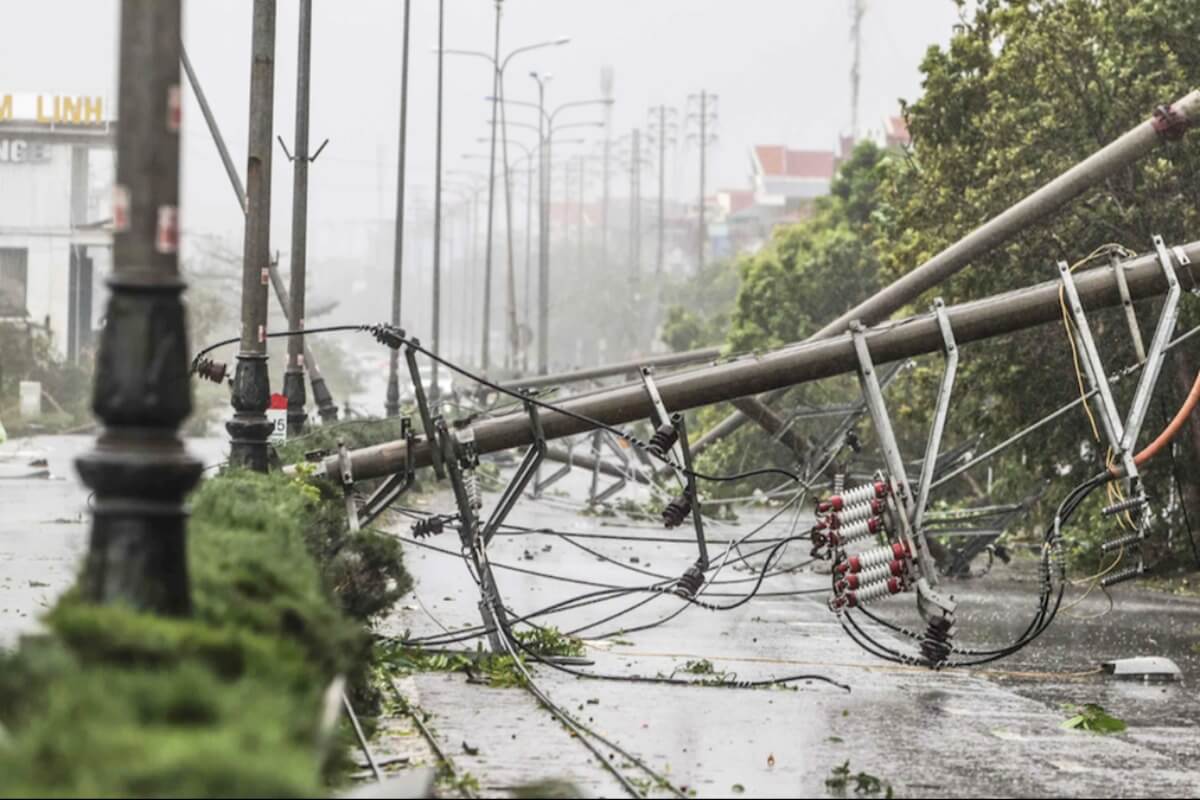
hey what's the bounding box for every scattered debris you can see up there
[825,760,893,796]
[1060,704,1127,734]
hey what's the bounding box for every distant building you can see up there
[884,115,911,148]
[750,145,837,213]
[0,92,114,362]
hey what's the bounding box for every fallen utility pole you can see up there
[77,0,200,613]
[180,42,337,423]
[498,344,720,392]
[306,238,1200,482]
[688,90,1200,460]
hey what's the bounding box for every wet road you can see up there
[379,468,1200,798]
[4,436,1199,797]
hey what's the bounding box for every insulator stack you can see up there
[832,577,903,609]
[920,616,955,667]
[836,542,910,574]
[662,494,692,528]
[463,470,483,511]
[370,323,405,350]
[412,515,449,539]
[673,564,704,598]
[1102,495,1147,518]
[832,473,845,496]
[647,423,679,458]
[193,357,228,384]
[828,516,888,547]
[836,559,904,592]
[816,481,888,513]
[1100,563,1146,588]
[1100,531,1145,553]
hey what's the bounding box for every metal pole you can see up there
[77,0,200,613]
[432,0,444,393]
[697,91,706,274]
[499,77,519,372]
[283,0,312,436]
[228,0,277,471]
[656,105,666,281]
[577,155,585,271]
[536,78,550,374]
[310,239,1200,481]
[480,0,502,374]
[522,158,533,371]
[498,344,720,391]
[690,89,1200,459]
[386,0,412,417]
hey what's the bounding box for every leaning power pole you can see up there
[77,0,200,613]
[431,0,445,393]
[386,0,413,417]
[283,0,313,436]
[228,0,277,471]
[600,66,614,268]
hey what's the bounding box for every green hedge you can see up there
[0,468,410,797]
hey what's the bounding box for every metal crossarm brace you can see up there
[357,417,416,529]
[641,366,687,486]
[404,341,446,479]
[1121,236,1182,457]
[913,300,959,536]
[1057,259,1134,478]
[483,397,548,546]
[850,319,954,620]
[588,429,629,504]
[674,412,710,571]
[1111,251,1147,362]
[434,416,478,548]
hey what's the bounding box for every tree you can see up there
[876,0,1200,566]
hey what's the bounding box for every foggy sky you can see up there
[0,0,962,266]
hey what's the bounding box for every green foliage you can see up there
[0,468,412,797]
[660,257,742,352]
[513,626,585,658]
[825,760,894,797]
[1060,703,1127,734]
[0,323,92,435]
[873,0,1200,563]
[381,644,526,689]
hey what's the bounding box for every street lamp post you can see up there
[77,0,201,613]
[440,32,569,374]
[228,0,277,472]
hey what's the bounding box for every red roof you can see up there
[721,189,755,214]
[754,145,836,179]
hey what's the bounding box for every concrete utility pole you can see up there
[480,0,503,374]
[180,45,338,424]
[431,0,445,394]
[283,0,313,436]
[649,104,676,281]
[228,0,277,471]
[687,90,717,274]
[850,0,866,139]
[311,238,1200,482]
[601,66,614,268]
[386,0,413,417]
[531,71,551,375]
[77,0,200,613]
[628,128,642,281]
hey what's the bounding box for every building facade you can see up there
[0,92,114,362]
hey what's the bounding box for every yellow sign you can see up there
[0,93,106,125]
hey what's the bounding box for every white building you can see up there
[0,92,114,361]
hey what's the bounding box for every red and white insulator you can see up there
[835,497,885,526]
[836,559,905,592]
[836,541,910,574]
[843,577,904,607]
[828,516,888,547]
[816,481,888,513]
